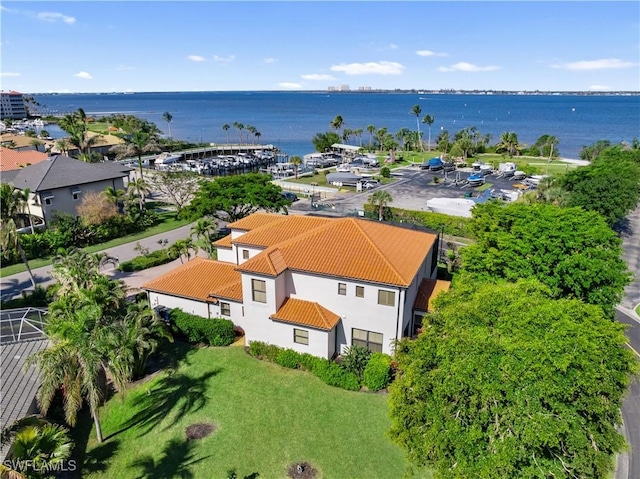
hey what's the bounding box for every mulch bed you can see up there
[185,422,217,440]
[286,462,317,479]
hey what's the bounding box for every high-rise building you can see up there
[0,91,28,120]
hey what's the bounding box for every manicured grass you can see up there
[476,154,579,176]
[636,304,640,316]
[81,345,428,479]
[0,212,191,277]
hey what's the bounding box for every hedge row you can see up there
[169,309,235,346]
[118,248,179,272]
[247,341,393,392]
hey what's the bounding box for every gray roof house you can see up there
[2,154,133,225]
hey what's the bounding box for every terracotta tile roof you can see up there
[414,279,451,312]
[226,213,285,231]
[238,217,437,287]
[270,298,341,331]
[212,234,233,248]
[233,215,333,248]
[142,257,242,302]
[0,147,48,172]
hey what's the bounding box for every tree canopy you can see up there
[561,146,640,227]
[460,201,631,315]
[312,131,340,152]
[184,173,289,222]
[389,279,636,479]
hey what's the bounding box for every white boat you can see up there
[155,152,182,165]
[496,162,517,177]
[426,198,476,218]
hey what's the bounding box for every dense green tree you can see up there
[460,202,631,315]
[580,139,611,162]
[389,280,636,479]
[495,131,521,157]
[561,146,640,227]
[185,173,289,222]
[0,182,37,288]
[311,131,340,153]
[534,134,560,160]
[0,416,73,479]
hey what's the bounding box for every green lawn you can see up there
[636,304,640,316]
[80,345,427,479]
[475,154,579,176]
[0,212,191,277]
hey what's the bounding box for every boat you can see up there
[512,170,526,180]
[496,162,517,177]
[155,151,182,165]
[426,198,476,218]
[467,173,485,187]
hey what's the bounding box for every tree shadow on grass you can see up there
[106,368,221,440]
[81,438,121,475]
[129,437,210,479]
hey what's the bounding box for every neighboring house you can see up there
[0,147,49,172]
[1,154,133,225]
[0,91,27,120]
[143,213,450,359]
[52,131,125,158]
[0,133,46,152]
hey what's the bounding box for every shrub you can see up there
[276,348,301,369]
[341,345,372,379]
[170,309,234,346]
[298,353,322,372]
[263,343,281,362]
[381,166,391,178]
[118,248,179,272]
[363,353,392,392]
[248,340,268,358]
[314,360,361,391]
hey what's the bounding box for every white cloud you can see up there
[437,62,501,72]
[0,72,21,77]
[301,74,336,81]
[550,58,635,71]
[330,61,405,75]
[279,82,303,89]
[416,50,447,57]
[187,55,206,62]
[263,57,277,64]
[37,11,76,24]
[589,84,611,91]
[74,71,93,80]
[213,55,235,63]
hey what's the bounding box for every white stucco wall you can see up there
[234,244,265,265]
[247,322,336,358]
[216,247,235,264]
[148,292,210,318]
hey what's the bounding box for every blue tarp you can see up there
[427,157,442,166]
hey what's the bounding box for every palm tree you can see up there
[0,183,36,288]
[232,122,244,144]
[54,138,71,156]
[410,105,423,151]
[0,416,73,478]
[437,130,450,159]
[290,156,303,179]
[58,108,105,160]
[331,115,344,133]
[246,125,257,144]
[110,130,160,180]
[127,177,151,211]
[222,124,231,145]
[496,131,521,158]
[102,186,126,206]
[190,218,217,258]
[353,128,363,147]
[366,124,376,150]
[15,187,36,235]
[368,190,393,221]
[30,138,44,152]
[162,112,173,138]
[422,115,435,151]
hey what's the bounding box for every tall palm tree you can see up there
[162,112,173,138]
[30,138,44,152]
[102,186,126,206]
[54,138,71,156]
[366,124,376,150]
[368,190,393,221]
[127,177,151,211]
[290,156,303,179]
[190,218,217,258]
[1,416,73,479]
[15,187,36,235]
[331,115,344,132]
[0,183,36,288]
[222,124,230,143]
[496,131,521,158]
[232,122,244,144]
[58,108,105,161]
[410,105,423,151]
[110,130,160,180]
[353,128,363,147]
[246,125,257,144]
[422,115,435,151]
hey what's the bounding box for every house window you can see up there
[251,279,267,303]
[294,328,309,345]
[44,198,53,206]
[338,282,347,295]
[355,286,364,298]
[72,192,80,201]
[352,328,383,353]
[220,302,231,317]
[377,289,396,306]
[242,249,249,260]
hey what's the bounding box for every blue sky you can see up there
[1,1,639,93]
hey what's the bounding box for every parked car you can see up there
[361,179,379,189]
[282,192,299,202]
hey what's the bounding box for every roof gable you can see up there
[270,298,341,330]
[0,148,49,172]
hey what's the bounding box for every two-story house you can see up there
[143,213,450,358]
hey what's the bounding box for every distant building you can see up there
[338,84,350,92]
[0,91,27,120]
[357,86,372,91]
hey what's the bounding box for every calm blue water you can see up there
[32,91,640,160]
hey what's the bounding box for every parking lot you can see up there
[292,165,529,215]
